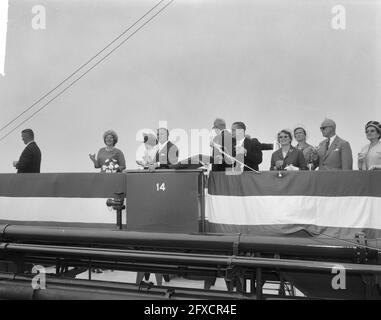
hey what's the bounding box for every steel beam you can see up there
[1,224,377,260]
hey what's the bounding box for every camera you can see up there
[106,192,126,230]
[106,192,125,210]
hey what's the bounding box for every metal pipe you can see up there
[1,224,375,260]
[9,257,222,278]
[0,272,255,300]
[0,281,155,300]
[2,242,381,274]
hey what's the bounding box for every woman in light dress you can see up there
[358,121,381,170]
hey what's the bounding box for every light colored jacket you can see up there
[314,136,353,170]
[358,141,381,170]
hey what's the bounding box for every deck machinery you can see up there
[0,225,380,299]
[0,170,381,299]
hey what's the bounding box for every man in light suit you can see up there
[13,129,42,173]
[312,119,353,170]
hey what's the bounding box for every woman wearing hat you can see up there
[89,130,126,173]
[358,121,381,170]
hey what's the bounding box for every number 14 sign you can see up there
[156,183,166,192]
[0,0,8,76]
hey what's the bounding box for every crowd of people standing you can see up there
[12,119,381,173]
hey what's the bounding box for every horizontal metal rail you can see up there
[0,272,312,300]
[1,224,377,260]
[1,242,381,275]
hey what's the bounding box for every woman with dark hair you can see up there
[358,121,381,170]
[270,129,307,171]
[294,127,314,165]
[89,130,126,172]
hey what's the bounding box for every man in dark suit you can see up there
[211,118,233,172]
[13,129,41,173]
[154,127,179,169]
[231,122,262,171]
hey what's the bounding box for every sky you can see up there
[0,0,380,172]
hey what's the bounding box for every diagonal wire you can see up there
[0,0,167,134]
[0,0,174,142]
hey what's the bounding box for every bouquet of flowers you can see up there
[102,158,120,173]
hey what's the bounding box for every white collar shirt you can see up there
[328,135,337,148]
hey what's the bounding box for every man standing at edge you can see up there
[13,129,42,173]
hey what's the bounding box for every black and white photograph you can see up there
[0,0,380,305]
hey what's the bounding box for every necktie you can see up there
[326,138,330,152]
